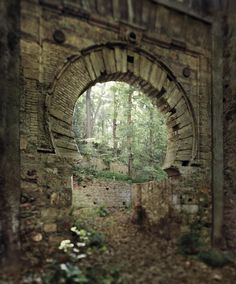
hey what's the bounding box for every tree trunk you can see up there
[0,0,21,270]
[85,88,92,139]
[127,90,133,177]
[113,91,118,157]
[149,107,154,165]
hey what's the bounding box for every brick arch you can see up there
[46,43,197,175]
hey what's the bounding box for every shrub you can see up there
[73,166,97,183]
[95,170,132,183]
[71,223,106,249]
[177,232,202,255]
[88,230,106,249]
[44,263,88,284]
[84,266,120,284]
[197,249,236,268]
[97,206,110,217]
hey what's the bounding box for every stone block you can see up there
[44,223,57,233]
[182,204,198,214]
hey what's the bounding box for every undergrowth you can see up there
[42,219,120,284]
[97,206,110,217]
[73,165,160,184]
[177,227,236,268]
[197,249,236,268]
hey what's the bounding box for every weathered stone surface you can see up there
[73,180,131,209]
[32,233,43,242]
[43,223,57,233]
[0,0,223,268]
[223,0,236,250]
[0,0,21,268]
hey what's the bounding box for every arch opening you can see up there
[47,43,197,177]
[71,81,169,210]
[72,81,168,183]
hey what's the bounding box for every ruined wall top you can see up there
[39,0,213,29]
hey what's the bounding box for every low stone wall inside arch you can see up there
[132,180,211,241]
[72,179,131,209]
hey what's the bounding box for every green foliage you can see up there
[73,165,97,183]
[97,206,110,217]
[177,222,236,268]
[43,262,120,284]
[73,165,133,183]
[177,232,202,255]
[88,230,106,248]
[73,164,167,184]
[45,263,88,284]
[84,266,121,284]
[197,249,236,268]
[72,82,167,183]
[95,170,132,183]
[44,221,115,284]
[132,166,167,183]
[73,221,106,249]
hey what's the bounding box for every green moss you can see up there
[197,249,236,268]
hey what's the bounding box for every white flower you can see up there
[71,226,80,236]
[73,248,80,253]
[77,254,86,259]
[76,242,86,247]
[60,263,68,271]
[59,239,74,252]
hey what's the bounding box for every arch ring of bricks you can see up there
[46,42,197,175]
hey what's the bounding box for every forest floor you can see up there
[70,209,236,284]
[2,209,236,284]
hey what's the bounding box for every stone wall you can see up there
[132,181,172,226]
[132,180,211,240]
[1,0,236,270]
[0,0,21,268]
[72,180,131,208]
[19,0,213,263]
[223,0,236,250]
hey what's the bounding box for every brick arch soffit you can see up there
[46,42,198,175]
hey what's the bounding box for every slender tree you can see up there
[113,89,118,157]
[72,81,168,181]
[149,106,154,164]
[127,88,133,177]
[85,88,92,139]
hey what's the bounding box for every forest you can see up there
[72,82,167,183]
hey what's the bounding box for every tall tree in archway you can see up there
[113,89,118,157]
[127,88,133,177]
[85,88,92,139]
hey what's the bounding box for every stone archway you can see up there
[46,43,197,176]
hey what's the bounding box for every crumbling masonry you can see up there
[1,0,236,268]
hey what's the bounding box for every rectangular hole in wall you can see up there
[167,74,173,81]
[170,108,176,115]
[182,160,189,166]
[173,124,179,132]
[127,55,134,63]
[156,87,166,99]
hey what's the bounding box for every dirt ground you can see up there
[2,209,236,284]
[76,209,236,284]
